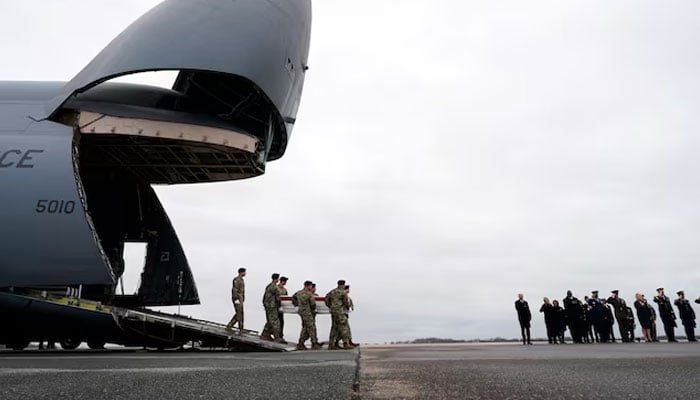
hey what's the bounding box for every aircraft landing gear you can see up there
[7,338,30,351]
[87,339,106,350]
[59,337,81,350]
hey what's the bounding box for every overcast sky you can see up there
[2,1,700,343]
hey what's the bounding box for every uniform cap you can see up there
[271,273,280,280]
[237,267,246,273]
[304,280,313,286]
[677,290,684,296]
[280,276,288,282]
[656,287,664,292]
[591,290,599,294]
[611,290,619,294]
[337,279,346,286]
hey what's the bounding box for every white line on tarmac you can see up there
[0,361,355,375]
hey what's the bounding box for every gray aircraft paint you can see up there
[0,0,311,306]
[39,0,311,159]
[0,116,113,286]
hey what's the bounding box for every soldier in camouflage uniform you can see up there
[226,267,246,331]
[332,284,358,348]
[294,280,320,350]
[345,285,358,347]
[261,273,285,343]
[277,276,288,340]
[326,280,355,350]
[607,290,632,342]
[648,297,659,342]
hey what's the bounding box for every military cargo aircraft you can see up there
[0,0,311,351]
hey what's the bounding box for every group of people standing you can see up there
[225,267,358,350]
[515,288,698,344]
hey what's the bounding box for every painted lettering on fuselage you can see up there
[0,149,44,168]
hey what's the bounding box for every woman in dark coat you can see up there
[540,297,558,344]
[634,292,653,342]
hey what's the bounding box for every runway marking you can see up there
[0,360,355,375]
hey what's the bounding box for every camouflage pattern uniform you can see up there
[294,289,319,349]
[226,275,245,330]
[277,283,288,338]
[345,295,354,345]
[261,281,282,339]
[606,295,632,342]
[326,287,351,348]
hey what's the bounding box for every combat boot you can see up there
[328,343,340,350]
[261,334,273,341]
[342,343,357,350]
[311,343,322,350]
[296,343,308,350]
[349,341,360,347]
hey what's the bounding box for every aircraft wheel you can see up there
[8,339,30,351]
[59,337,81,350]
[87,339,106,350]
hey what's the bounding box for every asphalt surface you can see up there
[2,342,700,399]
[359,342,700,399]
[0,348,358,400]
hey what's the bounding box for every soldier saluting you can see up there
[514,293,532,345]
[607,290,632,343]
[674,291,697,342]
[653,287,677,342]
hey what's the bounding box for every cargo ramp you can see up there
[0,289,293,352]
[113,307,294,352]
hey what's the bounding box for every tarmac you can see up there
[1,342,699,399]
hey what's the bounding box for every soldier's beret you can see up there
[677,290,684,296]
[304,280,313,286]
[611,290,619,294]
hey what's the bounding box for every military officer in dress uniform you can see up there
[653,288,677,342]
[674,291,697,342]
[514,293,532,345]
